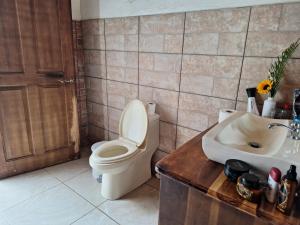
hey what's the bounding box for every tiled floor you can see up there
[0,149,160,225]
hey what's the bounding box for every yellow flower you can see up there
[257,79,273,95]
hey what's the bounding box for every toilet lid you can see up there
[119,100,148,147]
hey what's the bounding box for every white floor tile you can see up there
[1,184,94,225]
[72,209,118,225]
[45,157,90,182]
[0,169,60,212]
[65,170,106,206]
[99,185,159,225]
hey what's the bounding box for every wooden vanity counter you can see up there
[156,128,300,225]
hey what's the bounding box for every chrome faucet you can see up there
[268,122,300,140]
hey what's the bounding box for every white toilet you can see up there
[89,99,159,200]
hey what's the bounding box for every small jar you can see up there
[236,173,264,203]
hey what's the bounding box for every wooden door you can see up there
[0,0,79,178]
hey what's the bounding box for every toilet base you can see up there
[101,153,152,200]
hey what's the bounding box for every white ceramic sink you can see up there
[203,112,300,179]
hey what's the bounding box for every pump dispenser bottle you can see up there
[246,88,259,115]
[277,165,298,214]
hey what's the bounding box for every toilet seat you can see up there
[91,138,139,164]
[90,100,148,165]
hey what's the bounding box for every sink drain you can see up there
[248,142,261,148]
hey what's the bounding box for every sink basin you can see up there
[203,112,300,179]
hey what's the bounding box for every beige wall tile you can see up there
[87,102,108,129]
[279,3,300,31]
[139,34,183,53]
[108,107,122,134]
[212,78,240,100]
[82,20,105,50]
[178,93,235,130]
[176,126,200,148]
[245,32,300,57]
[82,35,102,50]
[185,8,250,33]
[241,57,273,81]
[181,55,241,99]
[105,34,138,51]
[180,73,214,96]
[85,65,106,79]
[88,124,108,141]
[139,86,179,124]
[139,34,165,52]
[159,122,176,153]
[108,131,119,141]
[84,50,106,65]
[107,80,138,109]
[105,17,138,51]
[183,33,219,54]
[106,51,138,84]
[249,5,282,31]
[182,55,242,79]
[85,77,107,105]
[84,50,106,78]
[140,13,185,34]
[235,101,248,111]
[82,20,105,35]
[218,32,246,56]
[139,53,181,91]
[105,17,138,35]
[140,13,184,53]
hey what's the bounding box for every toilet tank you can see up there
[145,114,160,151]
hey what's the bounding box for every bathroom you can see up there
[0,0,300,224]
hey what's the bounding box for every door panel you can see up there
[33,0,63,73]
[39,85,69,151]
[0,0,79,178]
[0,0,23,73]
[0,87,33,160]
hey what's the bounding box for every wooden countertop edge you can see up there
[155,126,300,225]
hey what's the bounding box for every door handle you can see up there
[57,79,75,84]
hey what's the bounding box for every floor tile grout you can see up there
[0,181,62,214]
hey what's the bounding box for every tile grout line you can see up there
[175,12,187,149]
[96,208,122,225]
[234,7,252,110]
[103,19,110,140]
[83,48,300,59]
[85,75,243,102]
[88,112,204,133]
[69,208,96,225]
[138,16,141,98]
[0,172,62,215]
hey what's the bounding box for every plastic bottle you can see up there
[265,167,281,203]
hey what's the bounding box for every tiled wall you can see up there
[72,21,88,146]
[82,3,300,163]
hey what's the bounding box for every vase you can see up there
[262,97,276,118]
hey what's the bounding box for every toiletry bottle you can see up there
[265,167,281,203]
[246,88,259,115]
[277,165,298,214]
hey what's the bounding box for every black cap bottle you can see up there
[277,165,298,214]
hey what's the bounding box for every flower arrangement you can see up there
[257,38,300,98]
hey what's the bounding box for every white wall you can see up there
[71,0,81,20]
[75,0,300,20]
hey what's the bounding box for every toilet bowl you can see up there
[89,99,159,200]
